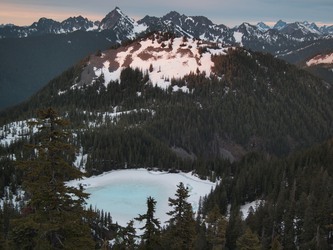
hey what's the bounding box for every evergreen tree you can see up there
[114,220,137,250]
[165,182,196,250]
[135,196,161,249]
[225,208,244,250]
[236,227,261,250]
[10,108,95,249]
[205,204,228,249]
[270,235,283,250]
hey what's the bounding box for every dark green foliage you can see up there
[135,196,161,249]
[164,182,196,250]
[9,108,95,249]
[236,227,261,250]
[206,138,333,250]
[113,220,137,250]
[225,208,245,249]
[205,204,228,249]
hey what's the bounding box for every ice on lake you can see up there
[68,169,216,227]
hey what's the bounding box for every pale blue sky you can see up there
[1,0,332,27]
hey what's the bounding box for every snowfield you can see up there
[68,169,217,228]
[0,119,37,147]
[86,35,228,91]
[233,31,243,45]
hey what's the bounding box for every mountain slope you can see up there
[1,33,332,172]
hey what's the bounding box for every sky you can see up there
[0,0,332,27]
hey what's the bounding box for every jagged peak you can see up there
[273,20,287,30]
[163,11,182,20]
[99,7,135,30]
[37,17,59,23]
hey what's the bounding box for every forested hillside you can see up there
[0,34,332,249]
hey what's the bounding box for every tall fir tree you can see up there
[205,204,228,250]
[135,196,161,250]
[114,220,137,250]
[236,227,262,250]
[10,108,95,249]
[165,182,196,250]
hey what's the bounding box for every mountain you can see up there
[1,32,332,163]
[1,32,333,249]
[0,16,98,39]
[61,16,99,32]
[320,25,333,34]
[1,7,333,110]
[273,20,287,30]
[279,21,321,38]
[98,7,147,40]
[256,22,270,32]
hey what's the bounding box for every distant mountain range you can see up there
[1,7,333,39]
[0,7,332,109]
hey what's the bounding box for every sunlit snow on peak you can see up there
[84,35,228,91]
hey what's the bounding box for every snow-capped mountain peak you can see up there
[257,22,270,32]
[273,20,287,30]
[98,7,148,40]
[61,16,97,32]
[279,21,321,37]
[99,7,134,30]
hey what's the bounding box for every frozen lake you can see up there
[69,169,216,227]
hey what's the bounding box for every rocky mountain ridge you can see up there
[1,7,332,40]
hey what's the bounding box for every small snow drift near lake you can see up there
[68,169,216,227]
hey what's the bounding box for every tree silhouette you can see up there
[135,196,161,249]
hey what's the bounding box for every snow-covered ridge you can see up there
[306,52,333,66]
[76,34,228,91]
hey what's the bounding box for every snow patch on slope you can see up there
[0,119,37,147]
[233,31,243,45]
[90,36,227,90]
[240,200,263,219]
[306,52,333,66]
